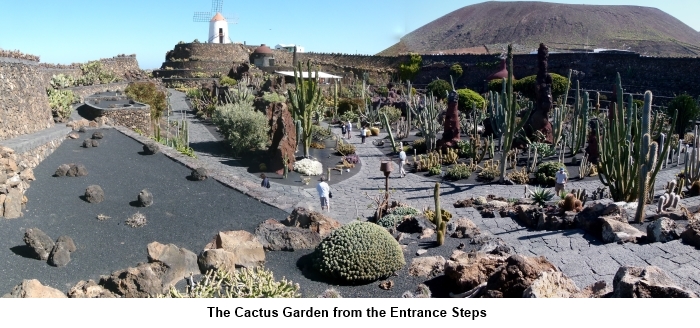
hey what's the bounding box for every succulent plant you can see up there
[376,214,406,229]
[312,222,405,283]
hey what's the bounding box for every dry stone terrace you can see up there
[159,89,700,295]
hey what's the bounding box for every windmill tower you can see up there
[193,0,238,44]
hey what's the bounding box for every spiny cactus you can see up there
[381,112,398,153]
[657,191,680,213]
[579,154,592,179]
[489,88,506,151]
[684,126,700,188]
[568,80,589,158]
[409,93,442,152]
[551,69,572,148]
[434,183,446,246]
[288,61,323,158]
[498,44,533,183]
[597,74,677,209]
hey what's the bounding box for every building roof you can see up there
[275,71,342,79]
[253,44,273,54]
[211,13,225,22]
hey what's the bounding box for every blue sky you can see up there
[1,0,698,69]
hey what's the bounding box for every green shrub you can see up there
[514,73,569,101]
[411,138,427,154]
[450,63,463,81]
[668,94,700,136]
[262,91,286,104]
[213,102,269,156]
[376,86,389,97]
[338,98,364,115]
[446,163,473,180]
[376,214,405,229]
[428,166,442,176]
[185,88,203,99]
[386,206,419,217]
[336,140,356,155]
[399,54,422,82]
[426,79,451,100]
[312,222,405,283]
[47,88,77,119]
[50,74,74,89]
[166,267,300,298]
[379,105,402,124]
[77,61,117,86]
[456,88,485,112]
[536,161,566,186]
[220,76,237,87]
[125,82,167,122]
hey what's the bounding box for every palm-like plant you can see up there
[530,187,554,206]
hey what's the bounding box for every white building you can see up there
[208,13,230,44]
[275,44,305,53]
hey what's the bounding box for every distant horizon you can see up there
[1,0,698,69]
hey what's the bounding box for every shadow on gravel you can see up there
[423,275,453,298]
[78,195,89,203]
[9,245,35,259]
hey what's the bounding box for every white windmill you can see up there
[193,0,238,44]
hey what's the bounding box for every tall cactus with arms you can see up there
[597,74,677,209]
[498,44,533,183]
[288,60,323,158]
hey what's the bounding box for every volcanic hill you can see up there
[378,1,700,57]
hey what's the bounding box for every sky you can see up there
[1,0,699,69]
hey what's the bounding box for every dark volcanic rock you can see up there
[84,185,105,203]
[254,219,322,251]
[190,167,208,181]
[142,142,160,155]
[138,189,153,207]
[56,235,76,253]
[99,262,166,298]
[66,164,88,177]
[397,214,436,234]
[23,228,55,261]
[611,266,697,298]
[266,102,297,175]
[92,132,104,139]
[54,164,70,177]
[48,242,71,267]
[681,220,700,248]
[483,254,559,298]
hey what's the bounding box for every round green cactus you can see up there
[312,222,406,283]
[376,214,405,229]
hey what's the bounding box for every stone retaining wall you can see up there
[0,60,54,141]
[67,82,130,103]
[82,103,151,135]
[0,135,65,218]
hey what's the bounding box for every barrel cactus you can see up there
[312,222,406,283]
[376,214,405,229]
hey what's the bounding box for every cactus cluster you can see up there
[409,85,443,153]
[507,167,530,185]
[415,152,442,172]
[443,148,459,165]
[658,180,681,213]
[312,222,406,283]
[376,214,406,229]
[597,74,676,216]
[567,80,590,158]
[478,160,500,181]
[288,61,323,158]
[446,163,474,180]
[386,206,420,217]
[684,126,700,189]
[578,154,592,179]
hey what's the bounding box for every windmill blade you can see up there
[193,12,211,22]
[223,13,239,24]
[211,0,223,13]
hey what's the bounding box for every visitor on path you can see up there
[317,177,331,212]
[341,123,346,137]
[345,121,352,139]
[361,126,369,144]
[398,145,407,178]
[555,167,568,195]
[260,174,270,189]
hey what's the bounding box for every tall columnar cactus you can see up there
[295,120,303,153]
[498,44,533,183]
[434,183,446,246]
[381,112,398,153]
[597,76,677,208]
[288,60,323,158]
[409,93,441,152]
[333,79,338,120]
[551,69,572,148]
[568,80,589,158]
[684,126,700,187]
[489,88,506,151]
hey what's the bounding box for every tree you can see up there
[287,61,323,158]
[456,88,485,113]
[426,79,451,101]
[668,94,700,136]
[449,63,463,81]
[399,53,422,82]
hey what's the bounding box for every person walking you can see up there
[361,126,369,144]
[260,174,270,189]
[317,177,331,212]
[345,121,353,139]
[341,122,346,138]
[398,145,407,178]
[555,167,568,195]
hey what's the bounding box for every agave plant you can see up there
[530,187,554,206]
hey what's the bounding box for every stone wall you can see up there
[0,59,54,141]
[156,42,700,100]
[0,135,65,218]
[81,103,151,135]
[67,82,130,103]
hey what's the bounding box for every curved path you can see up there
[167,90,700,294]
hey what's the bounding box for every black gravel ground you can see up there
[0,128,288,295]
[0,128,474,298]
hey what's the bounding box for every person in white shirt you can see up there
[398,142,407,178]
[317,177,331,211]
[555,167,568,195]
[345,121,352,139]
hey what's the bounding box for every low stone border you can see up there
[113,126,300,213]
